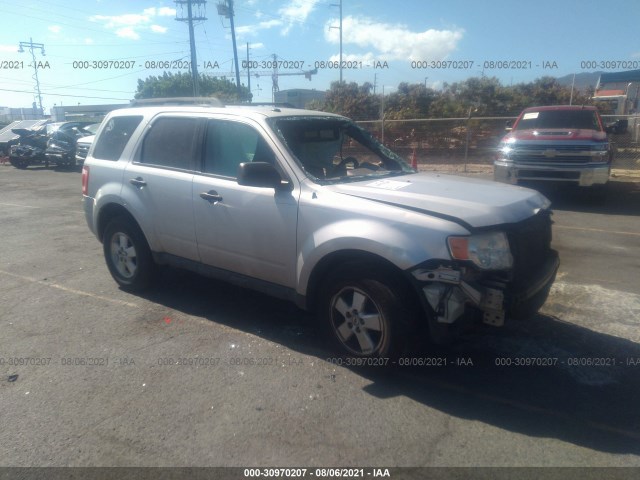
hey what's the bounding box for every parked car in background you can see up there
[8,123,50,169]
[74,123,101,166]
[83,103,559,358]
[8,121,94,169]
[494,105,613,188]
[45,121,95,168]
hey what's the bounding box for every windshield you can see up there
[271,116,414,184]
[515,109,602,131]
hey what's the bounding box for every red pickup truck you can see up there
[494,105,613,187]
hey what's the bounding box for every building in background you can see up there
[50,104,128,122]
[274,89,326,109]
[0,104,44,123]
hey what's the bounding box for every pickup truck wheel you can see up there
[103,217,155,291]
[320,270,413,358]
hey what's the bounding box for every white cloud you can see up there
[278,0,320,34]
[157,7,176,17]
[48,25,62,34]
[115,27,140,40]
[325,16,464,61]
[250,42,265,50]
[90,8,174,39]
[84,38,94,45]
[0,44,18,53]
[237,0,319,38]
[236,19,283,36]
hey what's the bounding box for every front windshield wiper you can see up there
[324,170,414,184]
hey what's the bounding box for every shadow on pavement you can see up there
[520,180,640,216]
[137,269,640,456]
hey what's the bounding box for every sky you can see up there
[0,0,639,111]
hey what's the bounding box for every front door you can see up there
[192,119,298,288]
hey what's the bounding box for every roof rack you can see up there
[226,102,297,109]
[129,97,224,107]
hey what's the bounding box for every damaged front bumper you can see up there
[412,250,559,328]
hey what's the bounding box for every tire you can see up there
[318,265,415,358]
[103,216,155,291]
[10,157,28,169]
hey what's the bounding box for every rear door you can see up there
[121,115,202,260]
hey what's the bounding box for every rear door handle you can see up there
[200,190,223,204]
[129,177,147,188]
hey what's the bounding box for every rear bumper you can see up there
[82,195,98,238]
[494,161,610,186]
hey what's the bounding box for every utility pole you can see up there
[246,43,251,102]
[18,38,45,116]
[175,0,207,97]
[330,0,343,83]
[218,0,242,97]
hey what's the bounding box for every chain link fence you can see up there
[357,116,640,172]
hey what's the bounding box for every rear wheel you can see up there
[319,265,415,358]
[103,217,155,291]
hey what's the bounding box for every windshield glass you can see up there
[515,109,602,131]
[271,116,414,184]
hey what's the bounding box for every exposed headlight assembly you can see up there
[447,231,513,270]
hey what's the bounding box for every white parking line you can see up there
[0,269,138,308]
[0,202,42,209]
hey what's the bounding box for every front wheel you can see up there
[10,157,28,169]
[103,217,155,291]
[319,267,415,358]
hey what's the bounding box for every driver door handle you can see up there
[129,177,146,188]
[200,190,223,204]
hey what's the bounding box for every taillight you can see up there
[82,165,89,196]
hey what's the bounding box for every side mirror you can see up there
[505,120,513,132]
[237,162,287,189]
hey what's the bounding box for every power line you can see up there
[0,87,130,101]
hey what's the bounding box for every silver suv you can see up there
[82,103,559,358]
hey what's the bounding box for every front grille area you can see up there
[507,210,553,285]
[510,144,603,165]
[76,144,90,159]
[512,154,591,164]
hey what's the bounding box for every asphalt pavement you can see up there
[1,165,639,473]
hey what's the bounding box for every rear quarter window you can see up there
[92,115,143,161]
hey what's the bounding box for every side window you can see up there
[140,117,199,170]
[93,115,143,161]
[203,120,276,177]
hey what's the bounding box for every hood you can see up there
[76,134,95,145]
[11,128,39,137]
[324,173,550,229]
[504,128,607,142]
